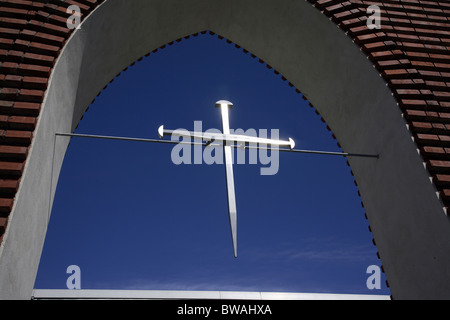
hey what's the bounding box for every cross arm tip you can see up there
[158,125,164,139]
[289,138,295,150]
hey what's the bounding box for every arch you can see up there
[0,0,449,299]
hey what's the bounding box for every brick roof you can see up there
[0,0,105,245]
[309,0,450,207]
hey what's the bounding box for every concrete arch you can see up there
[1,0,449,299]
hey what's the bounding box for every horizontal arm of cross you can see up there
[158,125,295,150]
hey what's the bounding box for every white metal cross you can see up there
[56,101,378,258]
[158,100,295,258]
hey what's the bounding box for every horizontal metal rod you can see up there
[245,145,379,159]
[55,132,207,146]
[56,132,379,159]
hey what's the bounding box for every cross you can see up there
[56,101,378,258]
[158,100,295,258]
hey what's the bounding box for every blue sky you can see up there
[34,33,390,295]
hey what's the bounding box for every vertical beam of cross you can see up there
[215,100,238,258]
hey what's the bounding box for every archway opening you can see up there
[34,33,389,295]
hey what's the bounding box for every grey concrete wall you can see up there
[0,0,449,299]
